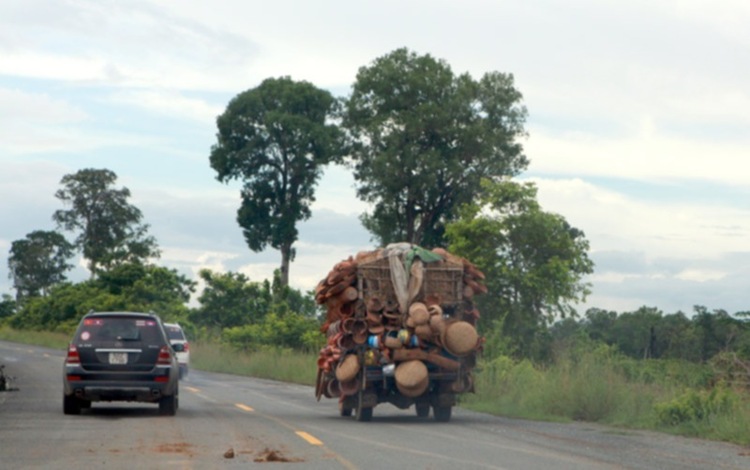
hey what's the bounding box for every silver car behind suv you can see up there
[163,322,190,379]
[62,311,181,416]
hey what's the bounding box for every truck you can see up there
[314,243,486,422]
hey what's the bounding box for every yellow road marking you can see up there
[185,386,200,393]
[235,403,254,412]
[296,431,323,446]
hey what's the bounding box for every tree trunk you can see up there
[280,243,291,287]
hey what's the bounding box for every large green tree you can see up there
[7,230,75,301]
[446,179,593,358]
[342,48,529,247]
[189,269,272,329]
[209,77,343,286]
[52,168,160,276]
[96,262,195,319]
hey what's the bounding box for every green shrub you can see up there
[221,311,323,352]
[654,386,736,426]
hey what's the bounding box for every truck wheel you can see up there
[415,403,430,418]
[355,406,373,422]
[433,405,452,422]
[340,407,353,417]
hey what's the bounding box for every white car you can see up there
[163,323,190,379]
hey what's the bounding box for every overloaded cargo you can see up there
[314,243,487,422]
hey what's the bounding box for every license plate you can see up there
[109,352,127,364]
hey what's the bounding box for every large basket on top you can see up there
[357,257,464,307]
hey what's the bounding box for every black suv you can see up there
[63,311,181,415]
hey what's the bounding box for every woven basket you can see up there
[441,321,478,357]
[357,257,464,307]
[395,360,429,397]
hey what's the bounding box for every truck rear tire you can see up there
[355,406,373,422]
[415,403,430,418]
[433,405,452,422]
[340,407,353,417]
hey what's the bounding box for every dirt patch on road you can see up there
[153,442,196,457]
[254,447,304,463]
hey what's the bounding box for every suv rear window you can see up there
[164,325,186,341]
[76,317,164,344]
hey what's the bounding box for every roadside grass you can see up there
[0,327,70,350]
[461,346,750,446]
[2,326,749,446]
[190,341,317,386]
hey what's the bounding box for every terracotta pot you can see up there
[338,286,359,303]
[366,296,383,313]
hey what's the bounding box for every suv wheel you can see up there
[159,394,178,416]
[63,394,82,415]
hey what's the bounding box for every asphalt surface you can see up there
[1,340,748,469]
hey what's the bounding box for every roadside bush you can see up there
[222,311,323,352]
[654,386,736,426]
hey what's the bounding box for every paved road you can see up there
[1,340,748,469]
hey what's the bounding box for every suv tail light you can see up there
[66,344,80,365]
[157,345,172,365]
[183,342,189,352]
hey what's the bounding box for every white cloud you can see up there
[0,52,114,82]
[0,88,92,154]
[526,128,750,186]
[0,87,87,123]
[107,90,223,123]
[529,177,750,259]
[675,268,727,282]
[0,0,259,91]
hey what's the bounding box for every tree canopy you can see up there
[446,179,593,357]
[209,76,343,286]
[52,168,159,276]
[189,269,272,329]
[7,230,74,301]
[342,47,529,247]
[8,261,194,332]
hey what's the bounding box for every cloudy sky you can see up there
[1,0,748,316]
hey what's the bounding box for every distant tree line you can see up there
[550,306,750,363]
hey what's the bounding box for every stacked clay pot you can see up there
[315,246,487,402]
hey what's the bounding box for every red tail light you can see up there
[157,345,172,365]
[183,342,189,352]
[66,344,80,365]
